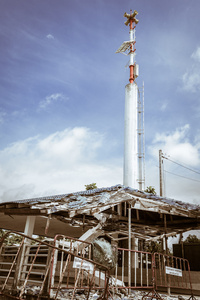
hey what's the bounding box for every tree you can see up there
[145,186,156,195]
[183,234,200,244]
[85,183,97,190]
[144,240,162,253]
[0,230,23,245]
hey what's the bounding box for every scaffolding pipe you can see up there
[138,83,145,190]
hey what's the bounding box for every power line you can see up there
[164,169,200,183]
[162,156,200,175]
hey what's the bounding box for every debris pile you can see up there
[16,284,200,300]
[93,238,117,269]
[48,289,200,300]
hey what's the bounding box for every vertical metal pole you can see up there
[138,87,143,191]
[128,206,132,291]
[164,214,170,295]
[146,253,149,286]
[179,233,185,258]
[142,81,145,190]
[122,250,124,283]
[140,252,143,286]
[138,82,145,191]
[159,150,164,197]
[164,214,168,254]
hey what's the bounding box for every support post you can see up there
[179,233,184,258]
[24,216,36,237]
[17,216,36,283]
[128,206,131,291]
[164,214,168,254]
[164,214,170,296]
[159,150,164,197]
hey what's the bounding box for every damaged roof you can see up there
[0,184,199,216]
[0,184,200,240]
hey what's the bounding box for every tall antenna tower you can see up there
[116,10,145,190]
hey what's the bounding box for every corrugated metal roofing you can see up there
[0,184,199,213]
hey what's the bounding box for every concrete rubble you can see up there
[19,285,200,300]
[45,289,200,300]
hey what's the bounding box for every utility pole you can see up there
[159,149,164,196]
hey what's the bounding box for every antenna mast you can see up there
[116,10,139,83]
[116,10,145,190]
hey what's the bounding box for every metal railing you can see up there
[0,231,197,300]
[154,252,194,296]
[112,248,196,300]
[142,252,196,300]
[0,231,109,300]
[49,234,99,298]
[111,247,154,292]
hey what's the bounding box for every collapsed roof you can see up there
[0,184,200,241]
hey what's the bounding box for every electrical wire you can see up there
[164,169,200,183]
[162,155,200,175]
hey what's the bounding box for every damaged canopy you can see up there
[0,184,200,241]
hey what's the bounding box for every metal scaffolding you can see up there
[137,82,145,190]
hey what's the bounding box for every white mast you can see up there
[116,10,140,189]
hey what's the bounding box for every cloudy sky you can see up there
[0,0,200,204]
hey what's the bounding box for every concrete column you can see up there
[24,216,36,237]
[124,82,138,189]
[19,216,36,281]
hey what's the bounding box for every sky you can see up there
[0,0,200,205]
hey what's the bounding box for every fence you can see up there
[0,231,109,300]
[49,234,105,298]
[111,248,195,300]
[111,247,154,291]
[0,232,196,300]
[154,252,194,295]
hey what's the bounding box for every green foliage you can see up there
[0,230,45,245]
[184,234,200,244]
[145,186,156,195]
[144,240,162,253]
[6,233,23,245]
[0,229,7,238]
[85,183,97,190]
[0,229,9,244]
[0,230,23,245]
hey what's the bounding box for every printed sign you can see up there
[73,257,94,272]
[165,266,182,277]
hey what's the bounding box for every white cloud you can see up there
[160,102,168,112]
[0,111,6,124]
[152,124,199,166]
[182,71,200,93]
[46,34,54,40]
[191,47,200,62]
[182,46,200,93]
[146,125,200,202]
[0,127,122,202]
[39,93,68,110]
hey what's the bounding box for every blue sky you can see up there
[0,0,200,204]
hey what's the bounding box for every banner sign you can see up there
[73,257,94,272]
[165,266,182,277]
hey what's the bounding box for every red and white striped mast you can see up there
[126,10,138,83]
[116,10,139,189]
